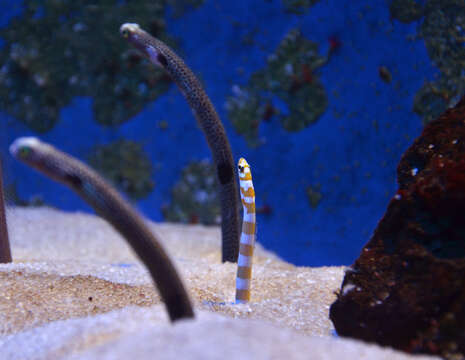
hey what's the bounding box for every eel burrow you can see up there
[235,158,256,304]
[10,137,194,322]
[120,23,240,263]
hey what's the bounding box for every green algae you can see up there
[412,82,448,125]
[166,0,205,18]
[162,160,220,225]
[0,0,204,133]
[281,0,321,14]
[226,29,328,147]
[389,0,423,23]
[390,0,465,125]
[226,89,263,147]
[306,184,322,209]
[87,139,154,201]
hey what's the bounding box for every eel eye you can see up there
[121,28,130,38]
[18,146,31,158]
[238,165,244,173]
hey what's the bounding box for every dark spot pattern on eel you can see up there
[9,137,194,322]
[217,162,234,185]
[120,23,240,263]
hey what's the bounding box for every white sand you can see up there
[0,207,438,359]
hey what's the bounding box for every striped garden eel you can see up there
[10,137,194,322]
[120,23,240,263]
[235,157,256,304]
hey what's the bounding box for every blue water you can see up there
[0,0,435,266]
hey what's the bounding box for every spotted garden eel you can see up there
[120,23,240,263]
[0,158,11,263]
[10,137,194,322]
[235,157,256,304]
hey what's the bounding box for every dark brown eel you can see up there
[0,157,11,263]
[120,23,240,263]
[10,137,194,322]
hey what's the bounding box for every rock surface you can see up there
[330,97,465,359]
[0,207,438,359]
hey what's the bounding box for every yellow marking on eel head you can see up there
[238,157,250,176]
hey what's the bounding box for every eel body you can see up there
[10,137,194,322]
[0,157,11,263]
[235,157,256,303]
[120,23,240,263]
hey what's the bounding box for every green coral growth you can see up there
[412,82,448,125]
[166,0,205,18]
[281,0,320,14]
[162,160,220,225]
[88,139,154,201]
[306,184,322,209]
[390,0,465,125]
[0,0,204,133]
[226,29,328,147]
[389,0,423,23]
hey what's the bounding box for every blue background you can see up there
[0,0,434,266]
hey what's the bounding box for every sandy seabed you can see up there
[0,207,438,359]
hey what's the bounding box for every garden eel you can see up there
[0,158,11,263]
[235,158,256,304]
[120,23,240,263]
[10,137,194,322]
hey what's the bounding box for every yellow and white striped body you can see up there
[235,157,256,304]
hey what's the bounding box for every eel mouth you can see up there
[120,22,156,60]
[9,137,40,157]
[120,23,141,37]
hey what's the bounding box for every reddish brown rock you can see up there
[329,97,465,359]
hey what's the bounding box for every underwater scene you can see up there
[0,0,436,266]
[1,0,465,359]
